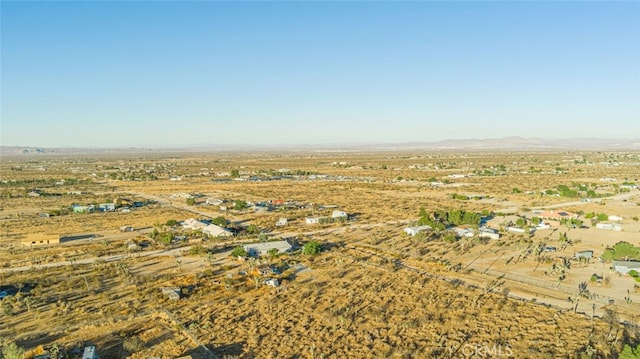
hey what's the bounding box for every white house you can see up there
[82,346,99,359]
[404,225,432,236]
[613,261,640,275]
[203,224,233,238]
[182,218,207,230]
[275,218,288,226]
[244,240,293,257]
[596,223,622,231]
[206,198,224,206]
[479,227,500,240]
[453,228,474,238]
[608,215,623,222]
[506,227,526,234]
[574,250,594,260]
[332,210,348,219]
[306,217,321,224]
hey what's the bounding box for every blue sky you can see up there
[2,1,639,147]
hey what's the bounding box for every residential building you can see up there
[596,223,622,231]
[203,224,233,238]
[575,250,594,260]
[404,225,432,236]
[613,261,640,275]
[332,210,348,219]
[22,234,60,247]
[244,240,293,257]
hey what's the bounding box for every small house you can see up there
[613,261,640,275]
[161,287,181,301]
[22,234,60,247]
[120,226,135,232]
[506,227,526,234]
[98,203,116,212]
[72,205,95,213]
[182,218,208,230]
[452,227,474,238]
[244,240,293,257]
[263,278,279,287]
[479,227,500,240]
[404,225,432,236]
[596,223,622,231]
[203,224,233,238]
[82,346,98,359]
[608,215,623,222]
[306,217,321,225]
[575,250,594,260]
[332,210,348,219]
[275,218,288,227]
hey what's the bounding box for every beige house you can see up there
[22,233,60,247]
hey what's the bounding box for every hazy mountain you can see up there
[2,137,639,156]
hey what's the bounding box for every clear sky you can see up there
[1,1,639,147]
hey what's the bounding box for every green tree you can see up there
[531,216,541,225]
[515,218,526,227]
[267,248,279,258]
[597,213,609,221]
[230,169,240,178]
[246,224,261,235]
[212,216,228,226]
[619,344,640,359]
[165,219,178,226]
[303,241,322,255]
[233,200,248,211]
[186,197,196,206]
[231,246,247,258]
[2,342,25,359]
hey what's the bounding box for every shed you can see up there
[575,250,594,259]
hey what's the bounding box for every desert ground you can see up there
[1,150,639,358]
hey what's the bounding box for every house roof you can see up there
[203,224,232,237]
[613,261,640,269]
[244,240,292,253]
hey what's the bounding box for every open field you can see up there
[1,150,640,358]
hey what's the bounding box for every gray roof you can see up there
[613,261,640,269]
[244,240,292,254]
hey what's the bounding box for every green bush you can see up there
[629,270,639,278]
[2,342,25,359]
[231,246,247,258]
[303,240,322,255]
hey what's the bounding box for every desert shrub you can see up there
[123,336,145,353]
[629,270,639,278]
[165,219,178,226]
[189,245,207,256]
[231,246,247,258]
[2,342,24,359]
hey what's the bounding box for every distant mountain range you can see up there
[2,137,639,156]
